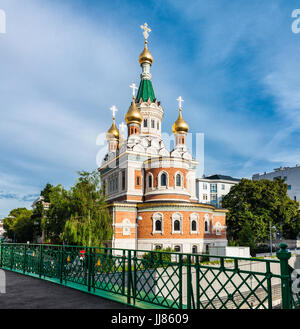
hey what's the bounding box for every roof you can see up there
[136,79,156,102]
[199,174,241,182]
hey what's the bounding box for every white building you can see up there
[196,175,241,208]
[252,165,300,202]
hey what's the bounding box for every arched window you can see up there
[153,213,163,233]
[172,213,182,234]
[148,174,153,188]
[161,173,167,187]
[143,119,148,127]
[204,215,210,233]
[192,245,198,254]
[155,219,162,231]
[191,220,197,232]
[176,173,181,187]
[174,245,181,252]
[174,220,180,232]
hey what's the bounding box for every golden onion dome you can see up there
[106,119,119,140]
[125,98,143,125]
[172,109,189,134]
[138,42,153,65]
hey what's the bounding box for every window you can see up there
[161,173,167,187]
[288,185,291,190]
[155,219,162,231]
[176,173,181,187]
[157,122,160,130]
[153,213,163,233]
[136,176,140,186]
[203,194,208,201]
[210,184,217,192]
[174,220,180,232]
[203,183,207,190]
[221,184,225,190]
[148,174,153,188]
[122,171,126,190]
[143,119,148,127]
[210,194,217,201]
[191,220,197,231]
[155,245,162,250]
[174,245,181,252]
[151,119,155,128]
[192,245,198,254]
[205,221,208,232]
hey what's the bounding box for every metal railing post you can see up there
[276,243,292,309]
[39,245,43,278]
[196,255,200,309]
[127,250,132,305]
[87,247,92,292]
[179,254,183,309]
[187,254,192,309]
[23,244,27,273]
[122,250,126,296]
[10,244,14,270]
[59,246,64,284]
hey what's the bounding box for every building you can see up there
[98,24,227,254]
[196,175,241,208]
[252,165,300,202]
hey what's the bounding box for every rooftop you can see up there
[198,174,241,182]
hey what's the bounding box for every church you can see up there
[98,23,227,254]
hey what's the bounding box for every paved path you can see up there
[0,270,132,309]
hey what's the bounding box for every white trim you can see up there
[152,212,163,234]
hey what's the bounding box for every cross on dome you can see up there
[140,22,151,41]
[129,83,138,98]
[177,96,184,109]
[110,105,118,119]
[119,122,126,133]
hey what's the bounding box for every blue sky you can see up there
[1,0,300,217]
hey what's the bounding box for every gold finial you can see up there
[172,97,189,134]
[106,106,120,140]
[139,23,153,65]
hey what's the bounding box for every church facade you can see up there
[98,24,227,254]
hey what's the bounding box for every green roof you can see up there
[136,79,156,102]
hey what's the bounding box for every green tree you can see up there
[40,183,53,202]
[222,178,300,248]
[44,184,72,243]
[3,208,33,242]
[62,170,113,246]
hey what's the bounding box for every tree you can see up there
[3,208,33,242]
[44,184,72,243]
[62,171,113,247]
[222,178,300,248]
[40,183,53,203]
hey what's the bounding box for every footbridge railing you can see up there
[0,242,299,309]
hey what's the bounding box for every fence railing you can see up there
[0,242,299,309]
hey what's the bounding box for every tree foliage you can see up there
[3,208,33,242]
[61,171,113,246]
[222,178,300,248]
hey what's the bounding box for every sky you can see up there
[1,0,300,217]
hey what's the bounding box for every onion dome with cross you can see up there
[172,96,189,134]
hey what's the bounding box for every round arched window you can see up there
[191,220,197,232]
[161,173,167,187]
[174,245,181,252]
[176,174,181,187]
[174,219,180,232]
[155,219,162,231]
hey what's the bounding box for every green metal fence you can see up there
[0,242,299,309]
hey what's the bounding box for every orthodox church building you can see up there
[98,24,227,254]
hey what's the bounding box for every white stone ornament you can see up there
[110,105,118,118]
[140,22,151,40]
[130,83,138,98]
[177,96,184,109]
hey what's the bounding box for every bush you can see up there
[142,247,172,268]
